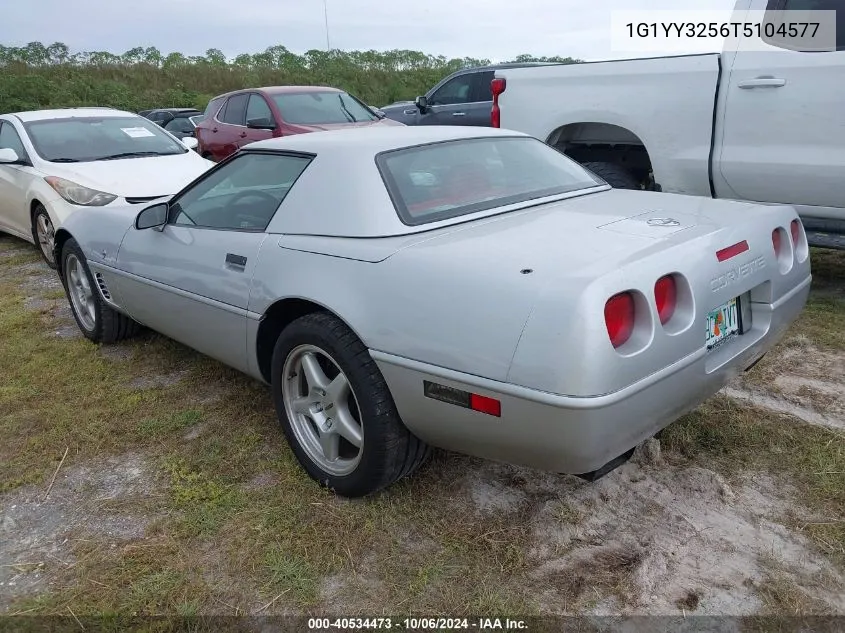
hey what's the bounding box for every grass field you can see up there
[1,236,843,623]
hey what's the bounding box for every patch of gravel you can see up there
[0,452,158,610]
[456,451,845,616]
[242,472,278,490]
[727,343,845,430]
[99,346,134,362]
[129,369,191,390]
[52,323,82,340]
[23,296,52,312]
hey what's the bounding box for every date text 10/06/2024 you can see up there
[308,617,528,631]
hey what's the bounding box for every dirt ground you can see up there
[1,235,844,622]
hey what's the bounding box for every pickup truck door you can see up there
[717,0,845,218]
[421,71,489,126]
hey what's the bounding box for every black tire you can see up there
[30,203,57,269]
[271,311,431,498]
[60,238,141,344]
[582,161,641,190]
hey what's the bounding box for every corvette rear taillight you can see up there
[772,228,782,256]
[790,219,800,244]
[654,275,677,325]
[604,292,635,349]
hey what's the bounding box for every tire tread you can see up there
[582,161,641,190]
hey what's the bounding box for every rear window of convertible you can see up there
[375,136,604,226]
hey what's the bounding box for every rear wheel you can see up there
[60,238,141,344]
[271,311,431,497]
[582,161,641,190]
[31,204,56,268]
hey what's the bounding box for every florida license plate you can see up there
[706,297,740,351]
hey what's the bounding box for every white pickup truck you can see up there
[492,0,845,249]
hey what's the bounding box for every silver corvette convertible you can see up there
[53,125,811,497]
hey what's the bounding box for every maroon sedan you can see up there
[195,86,403,161]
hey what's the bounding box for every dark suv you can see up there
[195,86,402,162]
[379,63,553,127]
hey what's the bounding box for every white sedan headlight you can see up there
[44,176,117,206]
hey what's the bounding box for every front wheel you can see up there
[60,238,141,344]
[31,204,57,269]
[271,312,430,498]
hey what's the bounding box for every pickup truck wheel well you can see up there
[257,298,358,384]
[548,123,655,189]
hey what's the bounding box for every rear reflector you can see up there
[716,240,749,262]
[654,275,677,325]
[604,292,635,348]
[470,393,502,417]
[423,381,501,417]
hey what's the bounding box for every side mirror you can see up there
[415,96,429,112]
[0,148,21,164]
[135,202,169,231]
[371,107,387,119]
[246,117,276,130]
[182,136,199,150]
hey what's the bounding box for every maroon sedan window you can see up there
[271,91,377,125]
[376,136,604,226]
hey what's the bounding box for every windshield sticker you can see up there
[121,127,155,138]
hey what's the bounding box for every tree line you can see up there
[0,42,578,114]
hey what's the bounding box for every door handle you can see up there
[225,253,247,269]
[738,77,786,89]
[452,112,466,116]
[403,109,417,115]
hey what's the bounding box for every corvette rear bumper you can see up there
[371,274,811,475]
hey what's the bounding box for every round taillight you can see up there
[772,228,782,255]
[604,292,635,349]
[790,219,801,244]
[654,275,677,325]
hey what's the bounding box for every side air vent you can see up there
[126,196,166,204]
[94,272,111,301]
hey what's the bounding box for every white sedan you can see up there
[0,107,214,267]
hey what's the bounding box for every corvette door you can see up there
[114,151,313,373]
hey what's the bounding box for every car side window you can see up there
[164,117,194,134]
[472,71,494,102]
[0,121,27,159]
[429,74,476,106]
[170,152,313,231]
[220,94,249,125]
[246,94,275,127]
[763,0,845,50]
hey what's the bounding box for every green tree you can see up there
[0,41,580,114]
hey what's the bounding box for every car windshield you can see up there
[23,116,187,163]
[271,91,377,125]
[376,136,605,225]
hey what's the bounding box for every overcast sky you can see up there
[1,0,739,62]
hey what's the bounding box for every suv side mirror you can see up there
[415,96,429,112]
[135,202,169,231]
[246,117,276,130]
